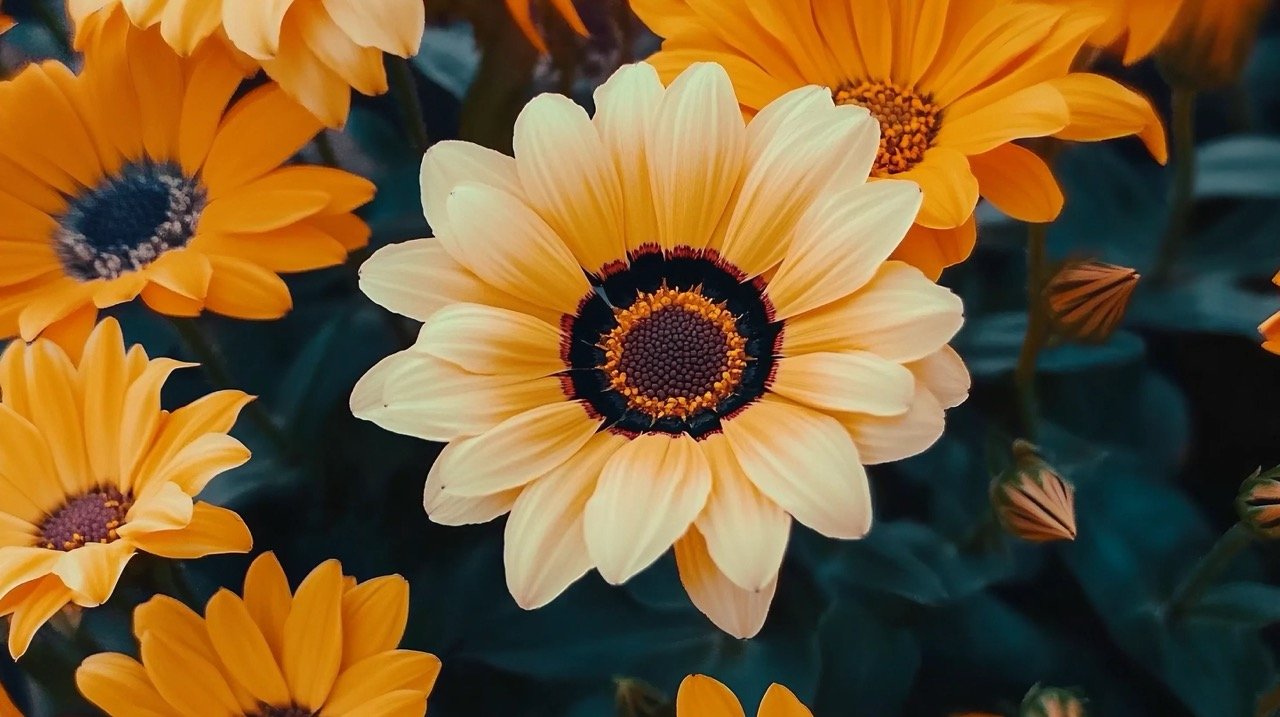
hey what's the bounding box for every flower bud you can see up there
[1046,260,1139,343]
[1021,685,1087,717]
[615,677,670,717]
[1159,0,1269,89]
[1237,467,1280,539]
[992,441,1078,543]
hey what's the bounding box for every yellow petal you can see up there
[242,552,292,660]
[966,143,1064,223]
[139,629,242,717]
[340,575,409,668]
[772,352,914,416]
[204,589,291,705]
[1050,73,1167,164]
[7,576,72,658]
[695,434,790,592]
[77,652,176,717]
[323,651,441,713]
[281,559,345,710]
[417,303,564,378]
[126,502,252,559]
[54,541,134,607]
[758,683,813,717]
[675,674,747,717]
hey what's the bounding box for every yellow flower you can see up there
[1160,0,1271,89]
[0,319,253,659]
[0,15,373,353]
[633,0,1167,279]
[1050,0,1185,64]
[353,62,969,637]
[76,553,441,716]
[676,675,813,717]
[507,0,588,53]
[69,0,423,127]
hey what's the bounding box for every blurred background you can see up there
[2,1,1280,715]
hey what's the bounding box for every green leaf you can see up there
[1197,137,1280,199]
[1189,582,1280,627]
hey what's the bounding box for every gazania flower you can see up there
[1046,260,1140,343]
[353,62,968,637]
[69,0,424,127]
[76,553,441,716]
[0,319,252,659]
[1052,0,1184,64]
[508,0,588,53]
[0,14,372,352]
[1159,0,1271,89]
[633,0,1167,279]
[676,675,813,717]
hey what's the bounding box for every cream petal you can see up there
[514,94,626,273]
[593,63,664,254]
[423,457,519,526]
[674,530,776,640]
[504,432,624,609]
[584,433,712,585]
[425,401,602,497]
[443,183,591,315]
[781,262,964,363]
[417,303,563,378]
[420,141,522,239]
[841,388,946,465]
[221,0,295,59]
[768,181,923,320]
[351,350,564,443]
[647,63,745,252]
[910,345,970,409]
[772,351,914,417]
[696,434,790,592]
[722,398,872,539]
[319,0,424,56]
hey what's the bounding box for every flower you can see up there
[69,0,424,127]
[76,553,441,716]
[0,319,253,659]
[0,15,373,352]
[1237,467,1280,540]
[508,0,589,54]
[353,62,969,637]
[1159,0,1271,89]
[1261,272,1280,355]
[1046,260,1140,343]
[992,441,1077,543]
[676,675,813,717]
[632,0,1167,279]
[0,681,18,716]
[0,6,12,35]
[1051,0,1184,64]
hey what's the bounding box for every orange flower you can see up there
[507,0,588,53]
[0,14,372,354]
[676,675,813,717]
[1051,0,1185,64]
[68,0,424,126]
[1160,0,1271,89]
[633,0,1167,279]
[1046,260,1140,343]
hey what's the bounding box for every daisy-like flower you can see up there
[633,0,1168,279]
[0,319,253,659]
[1051,0,1184,64]
[508,0,589,53]
[0,13,372,352]
[76,552,441,716]
[1159,0,1271,89]
[68,0,424,127]
[676,675,813,717]
[353,62,968,637]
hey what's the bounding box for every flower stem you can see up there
[1166,522,1254,623]
[389,57,430,153]
[168,317,294,460]
[1015,223,1051,438]
[1152,87,1198,285]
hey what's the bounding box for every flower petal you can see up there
[966,142,1064,223]
[418,303,563,378]
[696,434,790,592]
[77,653,175,717]
[772,351,915,416]
[281,560,344,709]
[340,575,410,668]
[675,530,776,640]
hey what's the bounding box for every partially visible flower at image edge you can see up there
[0,13,373,355]
[68,0,425,127]
[76,552,440,716]
[0,318,253,659]
[633,0,1167,279]
[1048,0,1185,64]
[507,0,589,53]
[353,61,969,637]
[1260,271,1280,355]
[676,674,813,717]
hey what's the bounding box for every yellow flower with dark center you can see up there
[632,0,1168,279]
[76,553,441,716]
[0,319,253,659]
[676,675,814,717]
[1159,0,1271,89]
[0,14,372,353]
[1051,0,1185,64]
[68,0,424,126]
[353,62,970,638]
[507,0,589,53]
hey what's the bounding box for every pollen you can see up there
[600,286,748,421]
[37,487,133,552]
[835,79,943,176]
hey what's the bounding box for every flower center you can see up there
[247,707,314,717]
[834,79,942,176]
[600,286,747,421]
[54,161,206,282]
[38,488,133,551]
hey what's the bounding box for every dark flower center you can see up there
[38,487,133,551]
[54,161,205,281]
[563,246,780,439]
[248,707,314,717]
[834,79,942,176]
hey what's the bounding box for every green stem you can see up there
[168,318,294,459]
[389,57,430,153]
[1166,522,1254,623]
[1152,87,1198,285]
[1015,223,1051,439]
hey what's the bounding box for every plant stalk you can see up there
[1015,223,1051,438]
[1166,522,1254,623]
[1152,87,1198,285]
[389,57,431,153]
